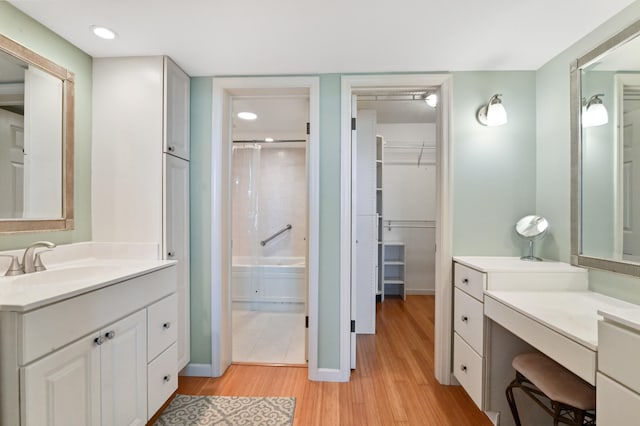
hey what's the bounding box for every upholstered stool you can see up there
[505,353,596,426]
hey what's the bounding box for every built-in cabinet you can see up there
[92,55,191,370]
[597,315,640,425]
[0,265,177,425]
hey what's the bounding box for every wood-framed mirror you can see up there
[0,33,74,233]
[571,19,640,276]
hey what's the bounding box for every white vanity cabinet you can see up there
[92,55,191,370]
[0,264,178,426]
[597,314,640,425]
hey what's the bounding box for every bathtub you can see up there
[232,257,306,309]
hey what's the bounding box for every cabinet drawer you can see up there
[454,288,484,355]
[598,320,640,392]
[147,343,178,420]
[148,294,178,362]
[453,333,483,409]
[597,372,640,425]
[454,262,485,301]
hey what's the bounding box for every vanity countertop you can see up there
[598,307,640,333]
[454,256,586,273]
[0,257,176,312]
[485,290,639,350]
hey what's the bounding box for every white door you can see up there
[100,309,147,426]
[350,94,358,369]
[623,108,640,261]
[22,332,101,426]
[165,154,191,370]
[0,110,24,218]
[164,57,190,160]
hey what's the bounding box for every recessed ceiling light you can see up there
[91,25,117,40]
[424,93,438,108]
[265,137,274,142]
[237,112,257,120]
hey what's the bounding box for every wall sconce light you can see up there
[477,94,508,126]
[582,94,608,127]
[423,92,438,108]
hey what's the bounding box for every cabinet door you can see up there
[21,332,101,426]
[165,154,191,370]
[100,310,147,426]
[164,57,190,160]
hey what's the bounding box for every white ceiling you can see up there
[7,0,636,76]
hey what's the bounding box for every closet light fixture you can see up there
[237,112,257,120]
[582,94,608,127]
[477,94,508,126]
[424,93,438,108]
[264,137,274,142]
[91,25,117,40]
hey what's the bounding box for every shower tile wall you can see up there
[232,147,307,258]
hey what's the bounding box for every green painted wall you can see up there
[189,77,213,364]
[452,72,537,256]
[536,1,640,301]
[0,2,92,250]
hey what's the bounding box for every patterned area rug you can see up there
[154,394,296,426]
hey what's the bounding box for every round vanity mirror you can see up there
[515,215,549,261]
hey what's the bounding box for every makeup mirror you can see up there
[515,215,549,261]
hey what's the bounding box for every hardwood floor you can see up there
[169,296,492,425]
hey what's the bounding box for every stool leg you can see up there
[506,378,522,426]
[574,409,585,426]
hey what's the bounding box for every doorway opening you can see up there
[210,77,320,379]
[340,74,452,382]
[230,95,309,365]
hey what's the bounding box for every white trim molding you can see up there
[181,363,213,377]
[210,76,321,381]
[340,74,453,385]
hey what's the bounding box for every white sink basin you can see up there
[10,265,125,286]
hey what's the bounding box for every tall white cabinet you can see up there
[92,56,191,371]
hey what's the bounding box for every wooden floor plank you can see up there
[157,296,492,425]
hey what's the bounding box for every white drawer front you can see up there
[599,320,640,392]
[454,288,484,355]
[147,294,178,362]
[453,333,483,409]
[147,343,178,420]
[597,373,640,425]
[454,262,485,301]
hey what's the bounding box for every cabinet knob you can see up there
[461,315,469,323]
[167,251,175,258]
[462,278,469,284]
[168,146,175,153]
[94,336,105,346]
[163,374,171,383]
[460,364,467,372]
[163,322,171,330]
[105,331,116,340]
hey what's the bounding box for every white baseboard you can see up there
[181,363,213,377]
[309,368,349,382]
[405,289,435,295]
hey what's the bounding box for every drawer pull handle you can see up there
[104,331,116,340]
[163,322,171,330]
[462,278,469,284]
[167,251,175,258]
[94,336,105,346]
[168,146,176,153]
[163,374,171,382]
[461,315,469,323]
[460,364,467,372]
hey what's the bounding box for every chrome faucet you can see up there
[21,241,56,274]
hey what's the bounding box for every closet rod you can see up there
[233,139,306,144]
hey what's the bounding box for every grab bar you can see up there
[260,224,292,246]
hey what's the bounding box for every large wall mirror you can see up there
[571,19,640,276]
[0,33,74,233]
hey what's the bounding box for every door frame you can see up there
[210,76,320,379]
[340,74,453,384]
